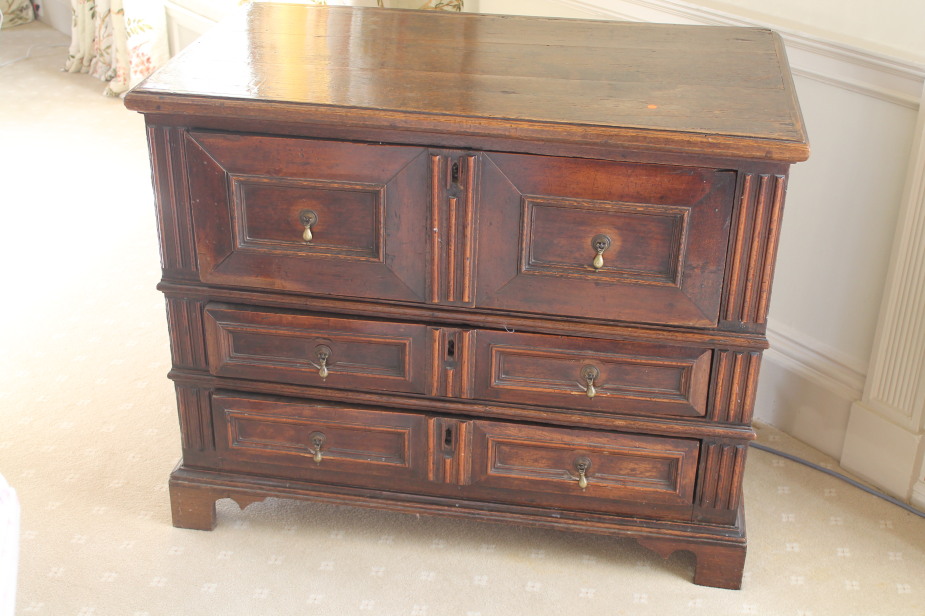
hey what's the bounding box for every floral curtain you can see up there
[0,0,35,28]
[65,0,169,97]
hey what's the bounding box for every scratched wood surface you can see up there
[125,3,809,162]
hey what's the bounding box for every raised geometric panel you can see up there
[468,420,699,514]
[473,329,712,418]
[203,304,431,395]
[523,196,688,286]
[211,394,429,484]
[476,152,735,327]
[231,175,384,261]
[226,411,412,467]
[185,131,429,303]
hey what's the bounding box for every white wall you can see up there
[693,0,925,63]
[34,0,70,35]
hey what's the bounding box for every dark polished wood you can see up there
[476,153,736,326]
[186,132,430,302]
[204,303,433,395]
[126,3,807,589]
[466,420,701,517]
[126,5,807,162]
[471,329,713,418]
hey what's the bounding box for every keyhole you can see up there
[447,339,456,358]
[451,162,460,184]
[444,426,454,448]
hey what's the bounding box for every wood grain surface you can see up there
[126,4,808,162]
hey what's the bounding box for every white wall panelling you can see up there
[842,90,925,503]
[163,1,224,56]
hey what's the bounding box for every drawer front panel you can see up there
[204,304,431,395]
[212,395,429,486]
[472,330,711,418]
[468,421,698,517]
[476,152,735,326]
[186,131,429,302]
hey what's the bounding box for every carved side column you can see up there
[841,90,925,507]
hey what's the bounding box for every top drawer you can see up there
[186,131,735,328]
[475,153,736,327]
[186,131,430,302]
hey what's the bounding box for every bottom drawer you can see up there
[212,394,430,489]
[466,421,699,518]
[208,393,699,521]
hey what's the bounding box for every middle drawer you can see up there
[204,303,432,395]
[471,330,712,418]
[203,303,715,420]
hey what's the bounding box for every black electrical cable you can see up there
[750,442,925,519]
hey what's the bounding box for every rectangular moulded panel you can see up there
[472,329,712,418]
[467,420,699,518]
[475,152,735,326]
[524,196,687,286]
[232,176,383,261]
[186,131,430,302]
[212,394,430,487]
[204,303,432,395]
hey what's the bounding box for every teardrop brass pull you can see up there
[299,209,318,243]
[309,431,325,464]
[590,234,612,270]
[580,365,600,399]
[314,344,332,379]
[575,456,591,490]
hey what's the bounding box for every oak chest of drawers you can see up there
[125,3,808,589]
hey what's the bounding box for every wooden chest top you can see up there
[124,3,808,162]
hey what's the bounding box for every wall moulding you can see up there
[765,319,866,402]
[861,100,925,431]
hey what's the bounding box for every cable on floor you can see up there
[750,441,925,519]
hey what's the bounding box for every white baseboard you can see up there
[841,401,925,500]
[757,324,862,459]
[913,477,925,510]
[34,0,71,36]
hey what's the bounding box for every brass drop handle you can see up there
[575,456,591,490]
[580,365,599,399]
[309,431,325,464]
[300,209,318,243]
[591,234,612,270]
[313,344,332,379]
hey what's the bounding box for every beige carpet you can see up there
[2,20,925,616]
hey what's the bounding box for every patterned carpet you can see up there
[2,20,924,616]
